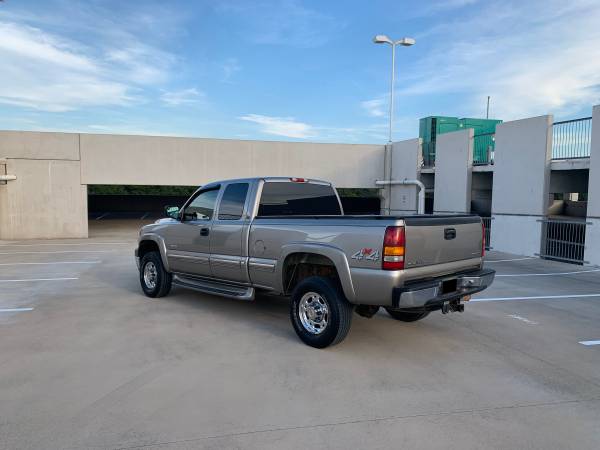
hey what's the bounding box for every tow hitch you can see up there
[441,300,464,314]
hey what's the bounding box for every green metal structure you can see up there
[419,116,502,166]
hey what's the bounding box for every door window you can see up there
[183,188,219,221]
[218,183,249,220]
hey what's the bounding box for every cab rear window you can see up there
[258,182,342,216]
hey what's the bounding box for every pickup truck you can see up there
[135,177,494,348]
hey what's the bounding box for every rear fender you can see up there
[278,243,356,302]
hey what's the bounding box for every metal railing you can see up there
[552,117,592,160]
[481,217,492,250]
[539,218,589,264]
[473,132,495,165]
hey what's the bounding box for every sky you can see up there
[1,0,599,144]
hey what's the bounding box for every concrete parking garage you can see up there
[1,221,599,450]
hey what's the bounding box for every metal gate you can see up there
[481,217,492,250]
[539,218,589,264]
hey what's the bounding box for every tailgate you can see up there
[403,216,483,268]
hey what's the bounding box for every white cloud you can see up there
[0,22,131,112]
[361,98,386,117]
[399,0,600,120]
[0,4,182,112]
[160,88,204,106]
[239,114,315,138]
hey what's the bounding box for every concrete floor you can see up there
[1,221,600,449]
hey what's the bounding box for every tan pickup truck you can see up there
[136,177,494,348]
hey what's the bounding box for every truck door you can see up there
[163,186,220,277]
[209,182,251,283]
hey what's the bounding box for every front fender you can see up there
[278,242,356,302]
[138,233,170,272]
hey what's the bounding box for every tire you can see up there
[290,276,353,348]
[140,251,172,298]
[384,308,429,322]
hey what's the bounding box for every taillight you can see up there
[383,226,405,270]
[290,177,306,183]
[481,221,486,256]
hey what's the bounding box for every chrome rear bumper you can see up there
[392,268,495,309]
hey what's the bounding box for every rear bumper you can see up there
[391,268,495,309]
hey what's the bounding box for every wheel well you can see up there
[283,252,340,295]
[138,240,160,259]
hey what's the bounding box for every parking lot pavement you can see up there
[1,225,600,449]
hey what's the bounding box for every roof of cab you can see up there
[200,177,332,190]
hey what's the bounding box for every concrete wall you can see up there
[79,134,383,188]
[0,130,385,239]
[0,132,87,240]
[585,105,600,265]
[381,138,421,214]
[491,115,553,256]
[434,129,473,213]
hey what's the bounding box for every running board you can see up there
[173,275,255,301]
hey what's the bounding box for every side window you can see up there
[218,183,249,220]
[183,188,219,221]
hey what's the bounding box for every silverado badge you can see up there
[351,248,380,261]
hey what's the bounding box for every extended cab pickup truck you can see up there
[135,177,494,348]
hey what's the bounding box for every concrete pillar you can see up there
[381,138,422,214]
[584,105,600,265]
[491,115,553,256]
[433,129,473,214]
[0,131,87,240]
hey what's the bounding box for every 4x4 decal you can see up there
[351,248,380,261]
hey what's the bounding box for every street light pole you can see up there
[388,43,396,144]
[373,35,415,143]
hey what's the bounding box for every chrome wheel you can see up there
[299,291,329,334]
[143,261,158,290]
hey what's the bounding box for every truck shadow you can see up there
[162,286,298,343]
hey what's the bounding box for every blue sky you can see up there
[1,0,599,143]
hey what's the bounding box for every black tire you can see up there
[384,308,429,322]
[140,251,172,298]
[290,276,353,348]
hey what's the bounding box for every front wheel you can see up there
[384,308,429,322]
[140,251,172,298]
[290,276,353,348]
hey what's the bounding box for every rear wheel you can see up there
[290,276,353,348]
[140,251,172,298]
[384,308,429,322]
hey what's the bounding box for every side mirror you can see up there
[164,205,180,219]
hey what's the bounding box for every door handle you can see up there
[200,228,210,236]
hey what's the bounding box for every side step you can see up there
[173,275,255,301]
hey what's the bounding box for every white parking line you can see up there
[0,250,113,255]
[497,269,600,277]
[485,257,535,263]
[507,314,538,325]
[579,340,600,346]
[0,308,34,313]
[95,213,109,220]
[0,277,79,283]
[0,242,129,247]
[472,293,600,302]
[0,261,101,266]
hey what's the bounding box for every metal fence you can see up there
[481,217,492,250]
[552,117,592,160]
[539,218,589,264]
[473,132,495,165]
